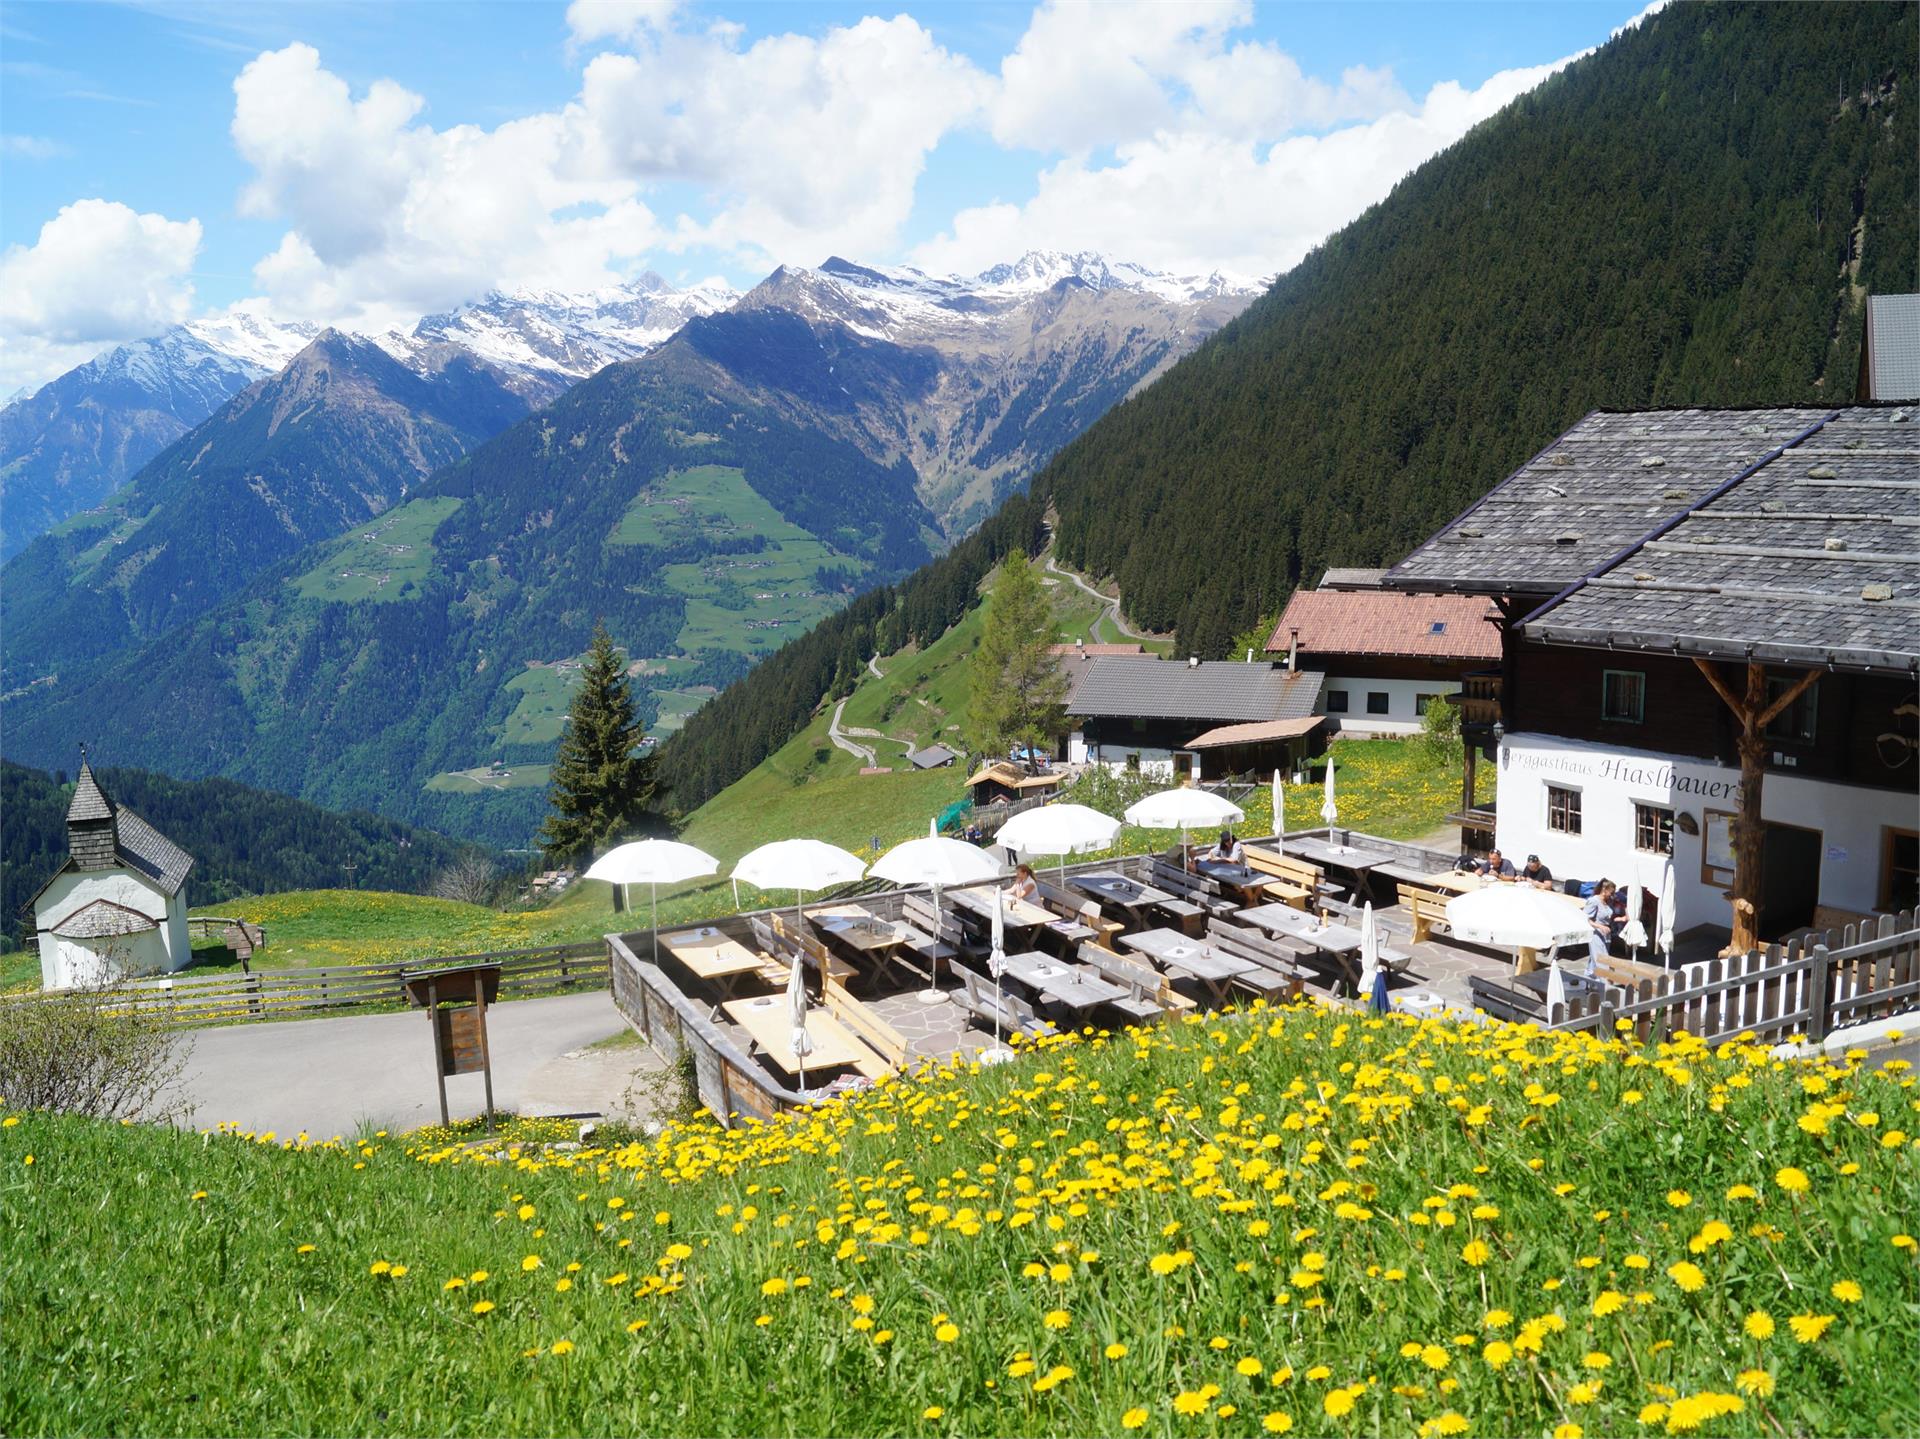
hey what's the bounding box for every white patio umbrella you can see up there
[1545,955,1568,1019]
[585,839,720,964]
[997,803,1123,878]
[785,942,814,1095]
[1656,861,1677,967]
[1620,880,1648,961]
[1124,787,1245,865]
[871,819,1004,1004]
[1446,885,1591,972]
[1358,902,1389,1013]
[981,884,1015,1064]
[733,839,869,988]
[1320,759,1339,833]
[1271,769,1286,851]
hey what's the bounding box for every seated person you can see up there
[1519,854,1556,889]
[1585,878,1619,963]
[1203,829,1244,866]
[1467,848,1517,880]
[1009,862,1038,903]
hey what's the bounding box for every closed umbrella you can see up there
[997,803,1122,878]
[983,884,1014,1061]
[585,839,719,965]
[1545,955,1568,1020]
[1656,861,1677,967]
[733,839,869,991]
[1271,769,1286,851]
[785,942,814,1095]
[1320,759,1339,832]
[1620,881,1648,961]
[871,819,1004,1004]
[1358,903,1388,1013]
[1124,787,1245,866]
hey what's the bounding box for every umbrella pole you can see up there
[651,882,660,967]
[918,884,946,1004]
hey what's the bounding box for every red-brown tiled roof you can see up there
[1267,589,1502,661]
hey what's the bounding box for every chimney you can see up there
[1245,648,1254,663]
[66,756,118,871]
[1287,628,1300,673]
[1188,655,1200,669]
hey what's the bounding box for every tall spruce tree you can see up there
[966,550,1067,761]
[539,620,659,864]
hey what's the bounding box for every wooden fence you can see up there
[22,941,607,1028]
[1547,909,1920,1047]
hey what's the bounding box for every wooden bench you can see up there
[953,964,1057,1041]
[1204,920,1309,1003]
[1467,974,1543,1024]
[1148,859,1240,920]
[1397,883,1452,945]
[1035,880,1123,948]
[1241,846,1341,909]
[770,913,858,986]
[822,988,910,1080]
[1076,941,1194,1021]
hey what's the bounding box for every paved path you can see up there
[167,991,666,1140]
[827,698,877,765]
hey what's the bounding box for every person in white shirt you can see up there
[1008,863,1038,902]
[1584,878,1618,963]
[1205,829,1244,865]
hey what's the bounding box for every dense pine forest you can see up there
[657,0,1918,813]
[0,760,490,948]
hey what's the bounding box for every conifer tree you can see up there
[539,621,659,864]
[966,550,1067,762]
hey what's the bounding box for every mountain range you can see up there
[0,252,1255,845]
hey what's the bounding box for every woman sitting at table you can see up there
[1204,829,1244,865]
[1009,863,1038,902]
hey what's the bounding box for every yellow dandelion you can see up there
[1043,1308,1071,1331]
[1666,1261,1706,1293]
[1263,1414,1295,1434]
[1775,1166,1810,1193]
[471,1300,495,1315]
[922,1406,944,1420]
[549,1339,574,1356]
[1237,1357,1263,1377]
[1734,1370,1774,1397]
[934,1322,959,1343]
[1174,1391,1210,1416]
[1743,1310,1774,1340]
[521,1254,541,1272]
[1788,1312,1835,1343]
[1106,1343,1129,1360]
[1666,1190,1692,1208]
[1830,1280,1862,1303]
[1122,1409,1148,1429]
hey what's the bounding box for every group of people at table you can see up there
[1455,846,1624,963]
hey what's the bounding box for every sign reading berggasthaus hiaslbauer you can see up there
[1504,745,1743,804]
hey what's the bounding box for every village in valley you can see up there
[1,4,1915,1437]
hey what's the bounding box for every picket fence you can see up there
[1545,909,1920,1047]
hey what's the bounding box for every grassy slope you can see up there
[4,1013,1914,1436]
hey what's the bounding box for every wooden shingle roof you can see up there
[114,808,196,896]
[66,760,114,822]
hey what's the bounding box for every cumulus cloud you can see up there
[916,54,1574,281]
[565,0,679,48]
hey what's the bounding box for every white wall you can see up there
[34,868,186,989]
[1495,731,1917,935]
[1320,674,1461,736]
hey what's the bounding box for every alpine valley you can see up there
[0,253,1255,845]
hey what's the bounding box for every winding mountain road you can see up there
[827,699,876,764]
[1044,554,1152,642]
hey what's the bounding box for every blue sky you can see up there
[1,1,1653,387]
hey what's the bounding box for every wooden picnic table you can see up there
[1119,927,1257,1004]
[1191,859,1270,904]
[945,886,1054,932]
[1238,902,1366,955]
[1421,871,1491,896]
[722,995,873,1079]
[659,926,765,994]
[1283,837,1400,903]
[995,950,1130,1012]
[809,905,906,953]
[1069,872,1173,915]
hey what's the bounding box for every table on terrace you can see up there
[1192,859,1271,904]
[995,950,1130,1012]
[1069,872,1173,918]
[659,926,765,996]
[945,886,1055,934]
[1119,927,1258,1005]
[722,995,873,1081]
[1513,965,1613,1011]
[1282,836,1401,903]
[1238,903,1366,956]
[808,904,913,982]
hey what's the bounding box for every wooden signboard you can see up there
[402,963,502,1129]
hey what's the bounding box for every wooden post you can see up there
[1805,943,1831,1045]
[429,976,449,1127]
[474,977,495,1135]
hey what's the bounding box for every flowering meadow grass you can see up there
[2,1005,1915,1436]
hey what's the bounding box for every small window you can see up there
[1634,803,1674,854]
[1601,669,1645,723]
[1547,785,1583,835]
[1764,675,1818,743]
[1428,621,1447,635]
[1415,693,1442,716]
[1326,690,1350,713]
[1366,692,1391,716]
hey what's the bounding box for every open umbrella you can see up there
[585,839,719,965]
[1446,885,1591,977]
[733,839,869,991]
[785,942,814,1095]
[1271,769,1286,852]
[1620,880,1648,961]
[1656,861,1677,967]
[997,803,1122,879]
[871,819,1003,1004]
[1124,787,1245,867]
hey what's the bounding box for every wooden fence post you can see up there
[1805,944,1831,1045]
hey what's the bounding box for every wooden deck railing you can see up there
[20,942,607,1028]
[1545,909,1919,1046]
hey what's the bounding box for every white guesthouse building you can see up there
[29,761,196,989]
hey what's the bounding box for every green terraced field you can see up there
[645,687,711,740]
[289,496,462,604]
[498,661,583,747]
[424,762,552,794]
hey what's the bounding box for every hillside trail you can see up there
[827,699,876,765]
[1043,552,1153,642]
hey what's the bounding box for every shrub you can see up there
[0,978,186,1122]
[1419,694,1462,767]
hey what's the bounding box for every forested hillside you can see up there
[1044,1,1917,653]
[0,760,489,948]
[657,0,1918,809]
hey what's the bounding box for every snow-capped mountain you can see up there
[388,273,739,400]
[0,313,318,560]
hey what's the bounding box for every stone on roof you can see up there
[114,807,196,896]
[1521,408,1919,674]
[1385,407,1835,594]
[1861,293,1920,402]
[66,760,114,822]
[1269,589,1501,661]
[49,898,158,940]
[1317,567,1388,590]
[1066,657,1324,723]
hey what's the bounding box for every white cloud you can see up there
[565,0,679,48]
[916,54,1573,281]
[1,133,70,159]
